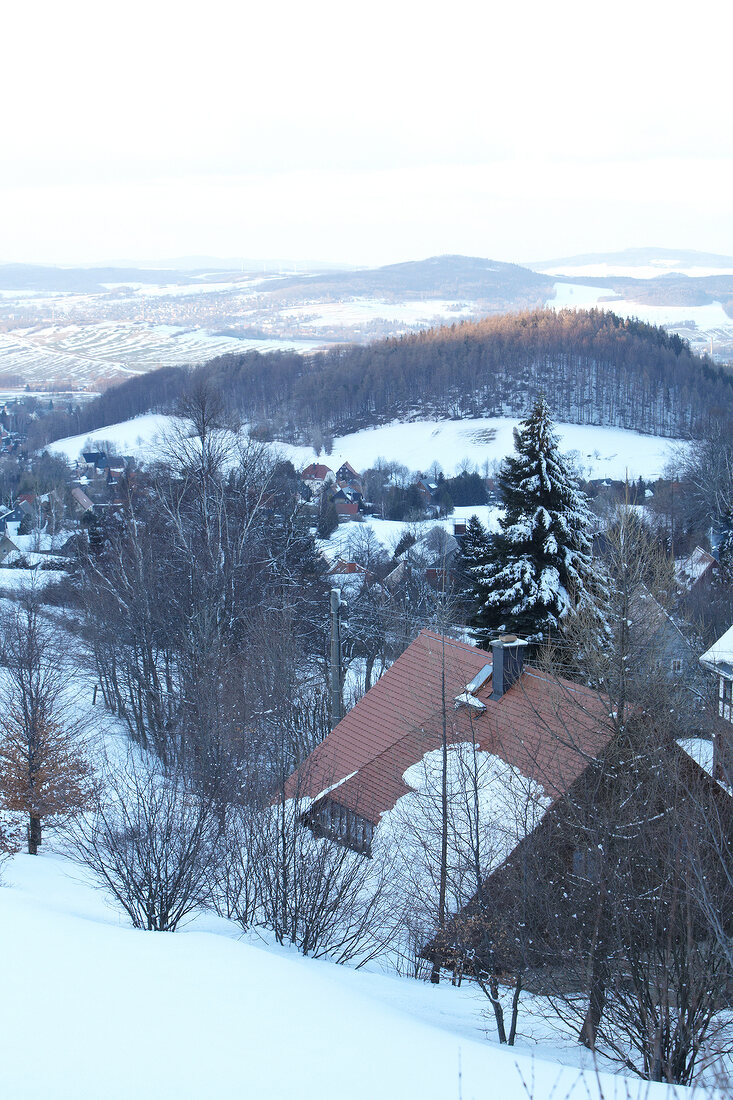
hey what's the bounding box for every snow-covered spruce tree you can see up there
[473,396,599,645]
[457,514,495,640]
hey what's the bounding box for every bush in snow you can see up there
[212,791,398,966]
[67,750,221,932]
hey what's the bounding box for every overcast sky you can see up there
[2,0,731,267]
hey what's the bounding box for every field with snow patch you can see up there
[48,414,684,482]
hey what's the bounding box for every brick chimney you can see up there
[490,635,528,700]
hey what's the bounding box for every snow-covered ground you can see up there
[48,414,684,483]
[550,281,731,330]
[280,297,476,327]
[321,505,503,564]
[278,418,681,482]
[0,849,676,1100]
[540,260,733,279]
[0,322,322,389]
[0,567,66,591]
[547,281,733,357]
[48,412,174,462]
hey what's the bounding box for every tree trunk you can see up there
[431,634,450,985]
[28,815,41,855]
[579,951,607,1049]
[489,975,507,1044]
[508,972,523,1046]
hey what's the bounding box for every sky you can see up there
[1,0,731,268]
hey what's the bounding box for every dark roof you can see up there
[286,630,611,824]
[675,545,717,591]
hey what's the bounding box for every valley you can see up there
[1,250,731,393]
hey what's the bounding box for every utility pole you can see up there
[330,588,345,730]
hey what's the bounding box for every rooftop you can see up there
[286,630,611,825]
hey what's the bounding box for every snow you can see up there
[700,625,733,670]
[277,419,682,483]
[547,281,733,357]
[0,849,673,1100]
[47,412,174,462]
[0,567,66,590]
[280,297,475,327]
[373,746,551,934]
[552,288,732,332]
[677,738,716,779]
[0,322,322,390]
[49,413,685,482]
[320,506,503,564]
[544,262,733,279]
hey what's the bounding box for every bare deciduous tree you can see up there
[68,749,221,931]
[0,589,93,853]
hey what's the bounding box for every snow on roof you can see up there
[675,545,716,589]
[677,738,715,779]
[700,624,733,676]
[286,629,611,826]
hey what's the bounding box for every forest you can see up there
[28,308,733,452]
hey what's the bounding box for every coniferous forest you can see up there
[29,308,733,450]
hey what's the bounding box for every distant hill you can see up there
[532,247,733,275]
[29,308,733,452]
[0,264,211,293]
[265,254,555,307]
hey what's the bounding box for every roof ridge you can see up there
[417,628,483,656]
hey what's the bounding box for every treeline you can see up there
[28,309,733,451]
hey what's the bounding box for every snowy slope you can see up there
[47,412,174,461]
[0,851,674,1100]
[48,414,683,482]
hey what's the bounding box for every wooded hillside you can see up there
[30,309,733,449]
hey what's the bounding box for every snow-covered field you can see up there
[48,412,175,462]
[49,414,684,483]
[279,419,681,483]
[550,281,731,330]
[0,849,675,1100]
[546,262,733,279]
[280,297,476,327]
[0,323,321,388]
[548,282,733,357]
[0,567,66,591]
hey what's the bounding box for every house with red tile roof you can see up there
[285,629,612,851]
[301,463,334,495]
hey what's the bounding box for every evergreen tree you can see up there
[458,514,494,637]
[474,396,598,645]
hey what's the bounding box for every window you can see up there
[670,658,683,674]
[572,847,602,882]
[719,677,733,722]
[308,798,374,854]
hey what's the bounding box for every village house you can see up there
[71,486,95,515]
[675,544,717,596]
[301,463,334,496]
[286,629,731,991]
[285,630,612,852]
[699,623,733,780]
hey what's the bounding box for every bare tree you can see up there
[0,589,93,853]
[68,748,221,931]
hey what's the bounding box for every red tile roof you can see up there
[286,630,612,824]
[302,463,332,480]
